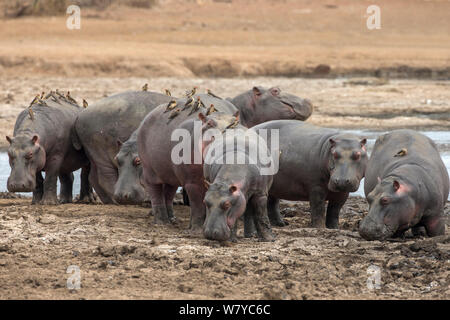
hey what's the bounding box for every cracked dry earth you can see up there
[0,196,448,300]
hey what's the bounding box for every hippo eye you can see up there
[380,197,390,206]
[352,151,361,161]
[333,151,340,160]
[25,152,33,160]
[134,157,141,166]
[221,200,231,210]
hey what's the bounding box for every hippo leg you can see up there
[96,165,118,203]
[243,205,257,238]
[79,165,96,203]
[267,196,288,226]
[182,188,190,206]
[411,226,427,237]
[230,224,238,243]
[184,183,206,233]
[325,194,348,229]
[423,214,445,237]
[147,183,170,224]
[309,187,327,228]
[32,171,44,205]
[88,161,114,204]
[163,184,178,223]
[59,172,74,204]
[251,195,275,242]
[41,170,59,205]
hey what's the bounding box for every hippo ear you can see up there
[229,185,238,194]
[393,180,400,192]
[270,87,280,96]
[6,136,12,144]
[252,87,262,97]
[360,138,367,146]
[329,138,336,148]
[233,110,240,121]
[116,139,123,149]
[198,112,208,124]
[203,179,210,190]
[31,135,39,144]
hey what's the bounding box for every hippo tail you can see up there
[71,124,82,151]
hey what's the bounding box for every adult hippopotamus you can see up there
[137,94,238,231]
[7,93,91,204]
[359,130,449,240]
[228,86,313,127]
[203,127,275,242]
[252,120,368,228]
[73,91,172,204]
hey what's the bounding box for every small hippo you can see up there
[359,130,449,240]
[203,127,274,242]
[229,86,313,127]
[73,91,172,204]
[137,94,238,231]
[252,120,368,228]
[7,94,92,204]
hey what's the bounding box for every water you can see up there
[0,131,449,199]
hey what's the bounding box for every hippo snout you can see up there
[113,188,144,205]
[204,226,231,242]
[329,178,359,192]
[7,178,35,193]
[359,215,391,241]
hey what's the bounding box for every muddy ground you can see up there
[0,194,448,300]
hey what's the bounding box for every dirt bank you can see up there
[0,196,448,299]
[0,0,449,78]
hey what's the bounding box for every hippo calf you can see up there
[359,130,449,240]
[7,93,92,204]
[203,127,274,242]
[252,120,368,228]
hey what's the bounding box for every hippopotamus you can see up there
[228,86,313,127]
[73,91,172,204]
[137,94,238,231]
[7,93,92,204]
[359,130,449,240]
[203,127,275,242]
[251,120,368,228]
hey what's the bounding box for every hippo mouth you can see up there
[359,215,396,241]
[281,100,308,120]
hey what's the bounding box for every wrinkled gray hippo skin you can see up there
[228,86,313,127]
[252,120,368,228]
[73,91,172,204]
[7,97,92,204]
[203,127,274,242]
[359,130,449,241]
[137,94,238,232]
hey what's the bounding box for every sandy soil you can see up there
[0,0,449,78]
[1,76,449,150]
[0,195,448,300]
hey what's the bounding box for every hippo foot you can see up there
[40,197,59,205]
[187,225,204,235]
[152,206,171,225]
[244,230,257,238]
[76,193,97,204]
[59,197,73,204]
[258,232,275,242]
[310,219,326,229]
[142,200,152,208]
[269,217,289,227]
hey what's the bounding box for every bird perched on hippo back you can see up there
[73,90,173,204]
[136,94,238,232]
[228,86,313,127]
[6,92,93,204]
[359,130,449,241]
